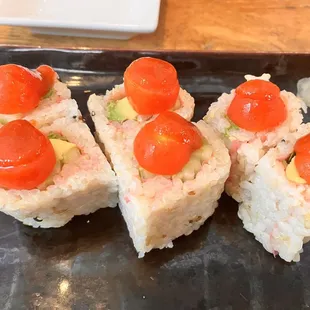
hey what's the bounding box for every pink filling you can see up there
[260,135,267,143]
[52,148,102,186]
[56,95,63,103]
[229,140,242,157]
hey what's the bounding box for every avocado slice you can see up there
[49,138,81,164]
[107,97,138,122]
[286,157,307,184]
[37,137,81,189]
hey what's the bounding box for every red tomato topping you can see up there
[36,65,57,97]
[0,120,56,190]
[153,111,203,150]
[227,79,287,132]
[235,79,280,100]
[295,153,310,184]
[134,111,203,175]
[0,64,57,115]
[124,57,180,115]
[293,133,310,184]
[0,64,42,114]
[294,133,310,156]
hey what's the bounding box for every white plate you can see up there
[0,0,161,40]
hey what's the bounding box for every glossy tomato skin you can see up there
[36,65,57,97]
[0,120,56,190]
[294,133,310,156]
[0,64,42,114]
[295,153,310,184]
[227,96,287,132]
[293,133,310,184]
[124,57,180,115]
[0,64,57,115]
[235,79,280,100]
[134,122,192,175]
[134,111,203,175]
[227,79,287,132]
[153,111,203,150]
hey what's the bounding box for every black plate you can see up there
[1,47,310,310]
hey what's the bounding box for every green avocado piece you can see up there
[47,132,68,142]
[49,139,81,164]
[42,88,55,99]
[224,115,239,137]
[107,97,138,122]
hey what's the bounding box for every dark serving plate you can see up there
[1,47,310,310]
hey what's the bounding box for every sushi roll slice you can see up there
[0,115,118,228]
[89,107,230,257]
[204,74,306,202]
[88,57,195,168]
[0,64,72,124]
[88,57,195,127]
[238,124,310,262]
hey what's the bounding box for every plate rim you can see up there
[1,45,310,56]
[0,0,161,33]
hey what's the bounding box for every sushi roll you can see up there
[0,115,118,228]
[0,64,72,124]
[89,106,230,256]
[88,57,195,127]
[88,57,195,167]
[238,124,310,262]
[204,74,306,202]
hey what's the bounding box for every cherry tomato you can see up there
[295,153,310,184]
[227,80,287,132]
[153,111,203,150]
[0,64,42,114]
[134,111,203,175]
[235,79,280,100]
[36,65,57,97]
[0,120,56,190]
[294,133,310,156]
[124,57,180,115]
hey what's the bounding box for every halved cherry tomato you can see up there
[36,65,57,97]
[0,120,56,190]
[294,133,310,156]
[134,111,203,175]
[153,111,203,150]
[124,57,180,115]
[0,64,42,114]
[235,79,280,100]
[295,153,310,184]
[227,79,287,132]
[0,64,57,115]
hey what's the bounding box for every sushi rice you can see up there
[238,123,310,262]
[88,91,230,257]
[204,74,306,202]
